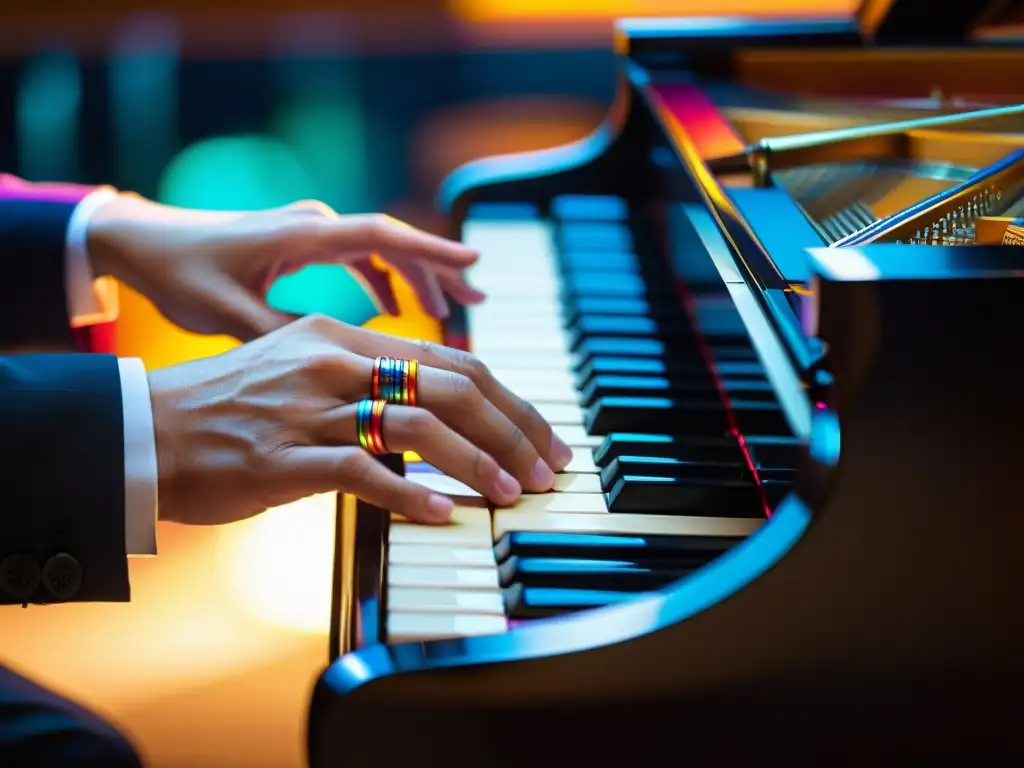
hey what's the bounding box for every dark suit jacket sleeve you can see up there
[0,173,96,349]
[0,354,129,604]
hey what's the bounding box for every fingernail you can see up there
[495,469,522,502]
[426,493,454,522]
[532,457,556,490]
[550,435,574,472]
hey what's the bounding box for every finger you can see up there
[390,260,449,319]
[436,270,486,306]
[330,215,479,270]
[349,258,400,316]
[320,403,522,505]
[414,364,557,492]
[281,445,455,524]
[312,326,574,473]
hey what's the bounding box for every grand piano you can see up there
[308,1,1023,762]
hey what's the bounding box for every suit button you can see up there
[0,554,41,601]
[41,553,82,601]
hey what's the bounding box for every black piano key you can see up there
[585,395,729,436]
[569,314,692,341]
[756,467,797,482]
[550,194,629,222]
[744,435,802,467]
[562,271,649,296]
[571,338,670,363]
[503,584,635,619]
[761,479,794,508]
[580,375,712,408]
[579,374,778,409]
[466,202,540,220]
[561,277,674,303]
[498,555,690,591]
[574,356,762,385]
[574,357,706,389]
[729,398,791,436]
[562,296,680,322]
[592,434,745,468]
[600,456,751,493]
[558,251,640,275]
[605,475,763,516]
[713,360,766,377]
[690,302,751,341]
[493,531,737,563]
[559,222,635,252]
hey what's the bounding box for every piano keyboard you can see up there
[384,195,799,644]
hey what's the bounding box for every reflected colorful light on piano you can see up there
[648,82,746,160]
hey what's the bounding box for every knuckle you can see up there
[297,312,335,334]
[518,399,549,432]
[409,338,442,361]
[336,448,374,484]
[366,213,395,240]
[451,349,490,385]
[404,407,438,435]
[289,199,334,216]
[507,423,530,454]
[445,370,478,401]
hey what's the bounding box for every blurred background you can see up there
[0,2,857,766]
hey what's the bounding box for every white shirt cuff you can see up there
[119,357,158,556]
[66,187,120,328]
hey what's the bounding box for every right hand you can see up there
[147,314,573,527]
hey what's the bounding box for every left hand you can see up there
[86,194,485,341]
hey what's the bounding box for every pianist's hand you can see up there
[85,193,485,338]
[147,314,573,527]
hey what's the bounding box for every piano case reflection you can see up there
[309,2,1022,764]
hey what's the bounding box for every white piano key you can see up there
[469,303,562,319]
[552,424,603,448]
[469,298,561,314]
[389,503,493,547]
[471,334,569,354]
[551,472,603,494]
[387,612,508,643]
[388,544,496,568]
[387,588,506,615]
[492,511,764,541]
[534,402,585,425]
[468,316,565,335]
[471,275,559,294]
[563,448,599,474]
[388,565,501,590]
[488,369,575,391]
[502,492,609,515]
[513,382,580,404]
[463,219,554,260]
[407,471,480,498]
[475,351,578,372]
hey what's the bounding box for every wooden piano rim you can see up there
[733,48,1024,100]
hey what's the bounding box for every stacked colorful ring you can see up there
[356,398,389,454]
[371,356,419,406]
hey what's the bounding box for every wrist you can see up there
[86,192,159,283]
[147,368,183,524]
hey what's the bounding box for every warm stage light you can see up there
[449,0,858,23]
[216,494,338,634]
